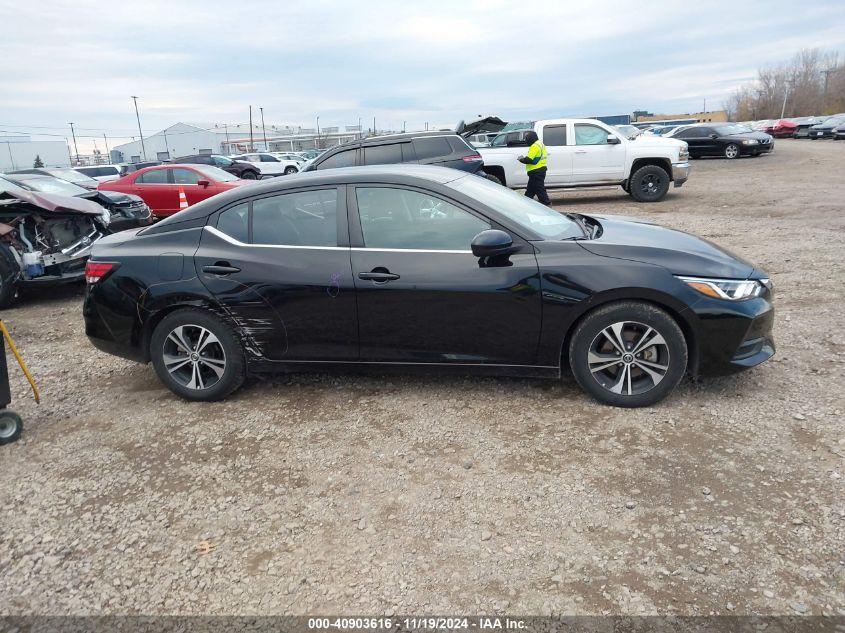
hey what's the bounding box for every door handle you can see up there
[358,271,400,282]
[203,263,241,275]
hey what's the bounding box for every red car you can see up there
[98,164,250,218]
[766,119,798,138]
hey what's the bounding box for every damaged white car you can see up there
[0,185,108,308]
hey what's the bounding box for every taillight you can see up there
[85,260,119,284]
[462,154,483,162]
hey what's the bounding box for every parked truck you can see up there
[461,117,690,202]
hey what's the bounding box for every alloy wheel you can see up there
[162,324,227,390]
[587,321,671,396]
[725,144,739,159]
[640,173,662,196]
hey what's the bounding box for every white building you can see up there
[111,123,225,163]
[0,136,70,171]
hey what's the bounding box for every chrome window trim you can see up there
[204,225,347,251]
[351,247,473,254]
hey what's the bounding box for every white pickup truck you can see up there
[470,118,690,202]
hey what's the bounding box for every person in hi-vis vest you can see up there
[517,130,550,206]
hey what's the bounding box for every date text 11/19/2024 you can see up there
[307,617,528,630]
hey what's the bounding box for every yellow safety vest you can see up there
[525,140,548,172]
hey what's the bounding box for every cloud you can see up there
[1,0,843,152]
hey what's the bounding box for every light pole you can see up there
[103,134,110,160]
[358,117,362,139]
[130,96,147,161]
[68,122,80,165]
[260,107,267,150]
[249,105,255,152]
[316,116,320,149]
[403,121,406,133]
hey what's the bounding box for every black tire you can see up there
[0,245,20,310]
[283,166,298,175]
[724,143,740,159]
[0,410,22,445]
[150,308,246,401]
[484,172,505,186]
[568,301,687,408]
[241,170,258,180]
[628,164,671,202]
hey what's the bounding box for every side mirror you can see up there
[197,179,210,188]
[471,229,517,258]
[710,134,719,139]
[606,134,621,144]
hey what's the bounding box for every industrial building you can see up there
[0,136,70,171]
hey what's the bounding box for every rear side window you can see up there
[217,203,249,242]
[412,137,452,160]
[362,143,404,165]
[317,149,357,169]
[252,189,338,247]
[137,169,169,184]
[447,136,475,154]
[543,125,567,146]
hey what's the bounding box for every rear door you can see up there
[196,186,357,361]
[348,184,542,365]
[571,123,627,182]
[132,167,176,216]
[541,124,572,185]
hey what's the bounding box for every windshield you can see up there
[447,175,582,240]
[45,168,97,185]
[6,175,88,196]
[821,115,845,126]
[193,165,239,182]
[714,124,753,135]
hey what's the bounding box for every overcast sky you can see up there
[1,0,843,152]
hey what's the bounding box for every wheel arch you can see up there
[483,165,507,186]
[559,291,700,377]
[140,298,240,363]
[629,157,673,182]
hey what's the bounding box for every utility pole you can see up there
[163,127,171,159]
[358,117,362,139]
[260,107,267,150]
[316,116,320,149]
[373,117,376,135]
[249,106,255,152]
[821,68,835,110]
[703,97,706,114]
[68,122,80,165]
[403,121,406,133]
[131,96,147,161]
[780,90,788,119]
[103,134,110,160]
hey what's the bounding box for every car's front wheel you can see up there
[568,302,687,408]
[150,309,246,401]
[241,171,258,180]
[284,166,298,175]
[724,143,740,159]
[628,164,670,202]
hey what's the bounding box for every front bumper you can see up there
[671,162,690,187]
[809,129,832,138]
[690,292,775,376]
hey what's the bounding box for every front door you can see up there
[571,123,627,182]
[348,185,542,365]
[195,186,358,362]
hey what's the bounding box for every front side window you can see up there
[575,124,611,146]
[136,169,169,184]
[172,168,201,185]
[362,143,404,165]
[317,149,357,169]
[193,166,238,182]
[543,125,567,146]
[355,187,490,251]
[252,189,338,246]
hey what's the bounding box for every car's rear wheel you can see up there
[150,309,246,401]
[241,171,258,180]
[284,166,298,175]
[724,143,740,159]
[628,165,670,202]
[568,302,687,408]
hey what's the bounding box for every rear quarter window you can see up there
[412,137,452,160]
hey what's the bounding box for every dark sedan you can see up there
[670,124,774,159]
[84,165,774,408]
[173,154,261,180]
[2,173,153,231]
[808,114,845,139]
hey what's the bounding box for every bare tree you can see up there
[724,48,844,120]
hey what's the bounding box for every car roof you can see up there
[148,164,469,229]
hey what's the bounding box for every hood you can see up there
[578,215,755,279]
[627,134,686,150]
[90,190,143,206]
[0,189,104,215]
[456,116,508,138]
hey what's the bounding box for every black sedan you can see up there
[172,154,261,180]
[807,114,845,139]
[670,123,774,159]
[2,173,153,232]
[83,165,775,408]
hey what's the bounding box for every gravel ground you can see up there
[0,139,843,617]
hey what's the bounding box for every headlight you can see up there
[99,208,111,225]
[741,139,759,145]
[678,144,689,161]
[677,276,767,300]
